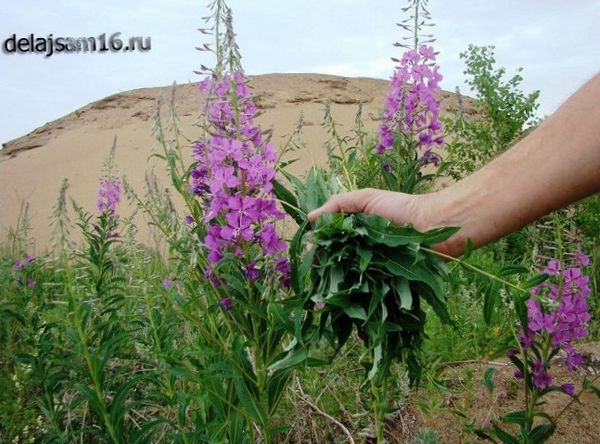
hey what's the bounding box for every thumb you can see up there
[307,189,377,223]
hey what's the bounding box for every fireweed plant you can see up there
[475,245,598,443]
[64,169,138,442]
[16,162,145,442]
[375,45,445,193]
[151,1,308,440]
[373,0,447,194]
[192,70,294,441]
[271,6,454,438]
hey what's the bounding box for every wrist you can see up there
[421,185,475,257]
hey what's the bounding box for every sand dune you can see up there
[0,74,475,249]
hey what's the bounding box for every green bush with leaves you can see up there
[445,44,541,179]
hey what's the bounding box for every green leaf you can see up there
[523,273,549,289]
[357,243,373,273]
[357,214,418,246]
[396,279,412,310]
[498,264,530,277]
[328,264,344,294]
[290,221,309,296]
[507,355,524,374]
[583,378,600,398]
[266,369,292,415]
[501,410,529,425]
[232,371,266,428]
[421,226,461,245]
[384,254,444,299]
[513,294,529,332]
[491,422,521,444]
[331,312,353,349]
[528,424,556,443]
[475,429,499,443]
[416,282,452,325]
[343,304,368,321]
[74,384,105,418]
[304,167,330,212]
[268,348,307,372]
[483,367,496,394]
[273,179,304,225]
[110,376,143,429]
[367,343,383,380]
[483,281,500,325]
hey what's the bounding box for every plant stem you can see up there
[422,247,529,294]
[370,362,389,443]
[413,0,420,49]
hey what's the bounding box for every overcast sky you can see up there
[1,0,599,146]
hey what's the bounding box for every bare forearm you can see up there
[434,73,600,254]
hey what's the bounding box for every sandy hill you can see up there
[0,73,475,249]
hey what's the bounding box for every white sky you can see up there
[1,0,599,146]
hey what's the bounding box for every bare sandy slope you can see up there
[0,74,475,249]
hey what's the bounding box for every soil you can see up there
[403,341,600,443]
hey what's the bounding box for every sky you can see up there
[1,0,599,146]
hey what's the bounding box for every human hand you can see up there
[307,188,465,257]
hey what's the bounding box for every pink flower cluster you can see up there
[192,71,289,287]
[97,177,121,215]
[377,45,444,166]
[517,250,592,389]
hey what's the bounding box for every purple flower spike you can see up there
[97,177,121,215]
[514,251,591,395]
[27,278,37,289]
[193,71,289,288]
[566,351,584,371]
[532,360,553,388]
[377,45,444,163]
[533,372,553,389]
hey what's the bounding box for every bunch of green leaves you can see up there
[275,166,458,441]
[302,212,457,385]
[275,167,457,384]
